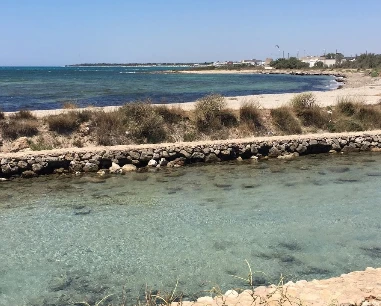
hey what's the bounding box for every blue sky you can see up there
[0,0,380,66]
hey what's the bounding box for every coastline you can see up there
[4,71,380,118]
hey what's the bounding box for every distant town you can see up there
[66,53,356,69]
[66,52,381,70]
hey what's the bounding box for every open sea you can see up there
[0,66,337,112]
[1,153,381,305]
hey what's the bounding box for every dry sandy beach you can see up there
[11,71,380,118]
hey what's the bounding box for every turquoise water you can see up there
[0,66,336,112]
[0,153,381,305]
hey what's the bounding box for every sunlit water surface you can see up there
[0,153,380,305]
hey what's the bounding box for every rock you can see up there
[191,151,205,162]
[236,156,243,162]
[83,162,98,172]
[277,152,298,160]
[10,137,30,152]
[147,159,158,167]
[21,170,37,178]
[121,164,137,173]
[197,296,214,303]
[17,160,29,169]
[32,163,43,173]
[205,153,221,163]
[159,158,168,166]
[268,147,281,158]
[179,149,191,158]
[296,144,307,154]
[109,162,121,174]
[224,290,239,298]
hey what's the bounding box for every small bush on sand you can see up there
[332,119,364,132]
[239,100,262,126]
[46,112,80,134]
[76,110,93,123]
[121,101,167,143]
[10,110,37,120]
[155,105,186,124]
[93,110,127,146]
[28,136,54,151]
[0,119,39,139]
[194,94,227,132]
[271,106,302,134]
[219,109,238,127]
[290,93,327,128]
[0,110,4,120]
[62,101,78,109]
[336,96,358,116]
[290,92,316,111]
[354,105,381,129]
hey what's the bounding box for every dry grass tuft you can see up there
[271,106,302,134]
[121,101,167,143]
[155,105,186,124]
[194,94,228,132]
[239,100,262,127]
[0,119,39,139]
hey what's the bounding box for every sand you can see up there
[4,71,381,118]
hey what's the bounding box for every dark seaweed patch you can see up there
[361,246,381,258]
[327,167,350,173]
[242,183,261,189]
[303,266,331,275]
[214,183,232,188]
[367,172,381,177]
[278,241,302,251]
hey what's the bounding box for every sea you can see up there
[0,66,338,112]
[1,152,381,305]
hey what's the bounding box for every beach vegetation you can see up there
[354,104,381,129]
[239,100,262,127]
[0,118,39,139]
[155,105,186,124]
[194,94,227,132]
[62,101,79,109]
[290,93,328,128]
[0,109,4,120]
[121,101,167,143]
[336,96,358,116]
[28,136,54,151]
[92,110,127,146]
[10,110,37,120]
[271,106,302,134]
[46,112,81,134]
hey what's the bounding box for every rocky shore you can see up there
[1,131,381,179]
[185,267,381,306]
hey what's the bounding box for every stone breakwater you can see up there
[1,131,381,179]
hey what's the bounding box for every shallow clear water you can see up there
[0,66,335,111]
[1,153,381,305]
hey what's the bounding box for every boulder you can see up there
[83,162,98,172]
[21,170,37,178]
[205,153,221,163]
[121,164,137,173]
[109,162,122,174]
[268,147,281,158]
[147,159,158,167]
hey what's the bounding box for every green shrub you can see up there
[0,119,39,139]
[76,110,93,123]
[370,70,379,77]
[121,102,167,143]
[194,94,227,132]
[46,112,80,134]
[271,106,302,134]
[239,101,262,126]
